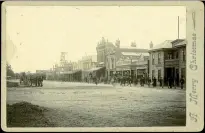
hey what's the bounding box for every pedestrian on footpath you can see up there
[180,76,185,89]
[161,77,164,88]
[168,76,173,89]
[111,76,115,86]
[174,76,177,89]
[159,77,163,88]
[148,77,151,87]
[153,77,157,87]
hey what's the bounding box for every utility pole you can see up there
[178,16,180,39]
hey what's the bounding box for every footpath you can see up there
[111,83,186,90]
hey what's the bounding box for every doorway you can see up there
[165,67,175,85]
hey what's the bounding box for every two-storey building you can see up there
[107,41,149,80]
[149,39,186,86]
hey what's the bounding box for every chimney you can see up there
[150,41,153,49]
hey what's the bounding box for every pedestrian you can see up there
[129,76,132,87]
[148,77,151,87]
[153,77,157,87]
[174,76,177,89]
[111,76,114,86]
[180,76,185,89]
[161,77,164,88]
[143,76,145,86]
[94,76,98,85]
[140,77,143,86]
[168,76,173,89]
[159,77,163,87]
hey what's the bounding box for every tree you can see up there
[6,63,15,77]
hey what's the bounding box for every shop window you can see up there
[167,52,173,59]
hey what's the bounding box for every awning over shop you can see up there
[86,67,104,72]
[60,70,81,75]
[60,71,73,74]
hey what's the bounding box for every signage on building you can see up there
[116,59,131,66]
[165,59,179,67]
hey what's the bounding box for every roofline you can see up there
[119,48,148,51]
[173,44,186,48]
[148,48,173,52]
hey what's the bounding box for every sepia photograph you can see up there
[1,1,204,132]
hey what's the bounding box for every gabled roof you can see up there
[172,39,186,47]
[149,40,173,52]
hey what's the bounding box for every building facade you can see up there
[106,41,149,80]
[81,54,97,70]
[115,52,149,80]
[149,39,186,86]
[96,37,117,79]
[96,37,116,65]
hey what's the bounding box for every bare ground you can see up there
[6,81,186,127]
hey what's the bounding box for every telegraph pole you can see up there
[178,16,179,39]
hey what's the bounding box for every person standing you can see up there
[159,77,162,88]
[153,77,157,87]
[168,76,173,89]
[148,77,151,87]
[174,76,177,89]
[180,76,185,89]
[161,77,164,88]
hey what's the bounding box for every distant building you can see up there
[72,62,79,71]
[81,54,97,70]
[148,39,186,86]
[96,38,150,80]
[77,60,83,70]
[96,37,116,67]
[114,44,149,80]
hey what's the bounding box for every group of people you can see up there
[166,76,185,89]
[20,73,44,87]
[84,73,99,85]
[146,76,185,89]
[109,74,185,89]
[82,73,185,89]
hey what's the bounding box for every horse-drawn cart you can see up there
[19,72,44,87]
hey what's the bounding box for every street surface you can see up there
[7,80,186,127]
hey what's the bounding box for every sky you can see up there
[5,6,186,73]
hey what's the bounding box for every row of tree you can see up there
[6,63,15,77]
